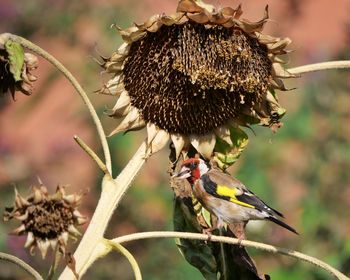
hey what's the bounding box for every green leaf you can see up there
[5,40,25,82]
[174,197,218,280]
[214,126,249,169]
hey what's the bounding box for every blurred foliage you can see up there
[1,0,350,279]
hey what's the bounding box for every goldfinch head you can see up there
[174,158,209,184]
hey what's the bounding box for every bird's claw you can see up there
[202,228,213,243]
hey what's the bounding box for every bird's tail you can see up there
[267,216,299,235]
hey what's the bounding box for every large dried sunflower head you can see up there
[3,183,87,259]
[100,0,294,159]
[0,39,38,100]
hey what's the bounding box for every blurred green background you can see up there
[0,0,350,279]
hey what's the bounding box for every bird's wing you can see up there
[204,171,284,217]
[206,168,247,190]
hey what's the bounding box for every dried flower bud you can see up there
[0,40,38,100]
[4,184,87,259]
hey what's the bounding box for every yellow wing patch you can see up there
[216,185,237,197]
[216,185,255,209]
[229,197,255,209]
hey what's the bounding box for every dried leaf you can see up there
[66,252,79,280]
[173,197,217,279]
[5,40,24,82]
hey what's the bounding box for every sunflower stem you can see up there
[288,60,350,75]
[110,231,349,280]
[0,33,112,175]
[73,135,109,175]
[105,239,142,280]
[59,141,147,279]
[46,246,61,280]
[0,252,43,280]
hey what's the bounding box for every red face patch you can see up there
[190,167,201,182]
[181,158,201,184]
[181,158,200,167]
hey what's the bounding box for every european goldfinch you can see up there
[174,158,298,234]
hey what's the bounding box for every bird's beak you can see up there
[172,166,191,179]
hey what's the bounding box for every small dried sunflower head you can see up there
[0,39,38,100]
[3,184,87,259]
[100,0,294,159]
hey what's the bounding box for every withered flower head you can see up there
[100,0,294,159]
[3,184,87,259]
[0,39,38,100]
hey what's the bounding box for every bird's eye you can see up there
[271,111,279,118]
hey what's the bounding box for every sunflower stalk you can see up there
[59,142,147,279]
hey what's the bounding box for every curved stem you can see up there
[106,239,142,280]
[110,231,349,280]
[288,60,350,75]
[59,141,147,279]
[0,33,112,174]
[0,252,43,280]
